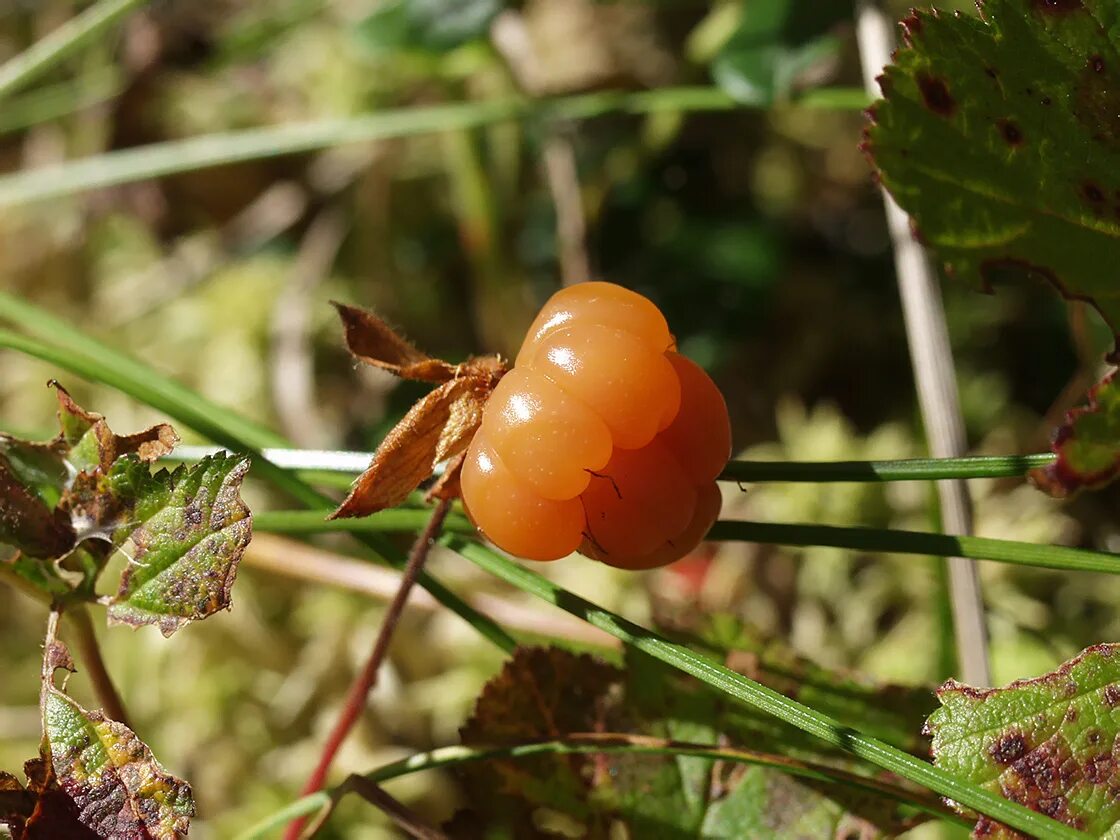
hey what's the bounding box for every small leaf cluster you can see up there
[0,384,254,839]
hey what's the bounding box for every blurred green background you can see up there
[1,1,1117,837]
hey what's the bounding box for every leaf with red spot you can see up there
[864,2,1120,350]
[1031,369,1120,496]
[448,646,936,837]
[927,643,1120,837]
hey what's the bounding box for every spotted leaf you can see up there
[41,638,193,839]
[864,2,1120,350]
[107,454,252,637]
[927,644,1120,837]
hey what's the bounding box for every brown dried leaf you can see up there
[334,302,457,383]
[332,376,488,518]
[0,759,100,840]
[53,383,178,473]
[0,455,74,559]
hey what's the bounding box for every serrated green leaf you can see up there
[0,384,182,600]
[452,646,923,837]
[712,0,847,105]
[107,454,252,637]
[41,638,193,839]
[865,2,1120,346]
[1031,369,1120,496]
[928,644,1120,837]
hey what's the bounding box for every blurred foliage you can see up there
[0,0,1115,837]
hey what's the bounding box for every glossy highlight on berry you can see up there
[461,281,731,567]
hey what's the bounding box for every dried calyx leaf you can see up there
[334,302,457,383]
[39,619,194,839]
[927,643,1120,838]
[1031,370,1120,497]
[332,303,506,518]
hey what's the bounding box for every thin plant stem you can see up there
[314,776,448,840]
[243,533,615,648]
[66,604,130,728]
[163,445,1057,483]
[721,453,1054,482]
[706,520,1120,576]
[253,512,1120,578]
[855,0,990,686]
[0,87,868,207]
[0,0,149,100]
[234,735,964,840]
[284,499,454,840]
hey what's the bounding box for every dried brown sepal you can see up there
[332,376,490,518]
[334,302,457,383]
[426,451,466,505]
[331,304,506,518]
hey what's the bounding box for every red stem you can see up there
[283,498,452,840]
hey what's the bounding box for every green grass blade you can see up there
[449,539,1087,839]
[0,0,148,101]
[0,324,516,653]
[251,511,1120,577]
[233,737,963,840]
[707,520,1120,576]
[0,291,285,450]
[254,510,475,536]
[0,71,122,136]
[721,453,1055,482]
[157,446,1056,483]
[0,86,866,207]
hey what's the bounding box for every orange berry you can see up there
[579,440,697,559]
[659,353,732,485]
[460,435,585,561]
[517,281,673,365]
[483,367,612,500]
[591,482,723,571]
[525,324,681,450]
[460,282,730,568]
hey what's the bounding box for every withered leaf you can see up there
[54,384,178,474]
[334,302,457,383]
[41,638,194,839]
[450,646,918,838]
[332,375,488,518]
[0,759,100,840]
[0,454,74,559]
[1031,370,1120,498]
